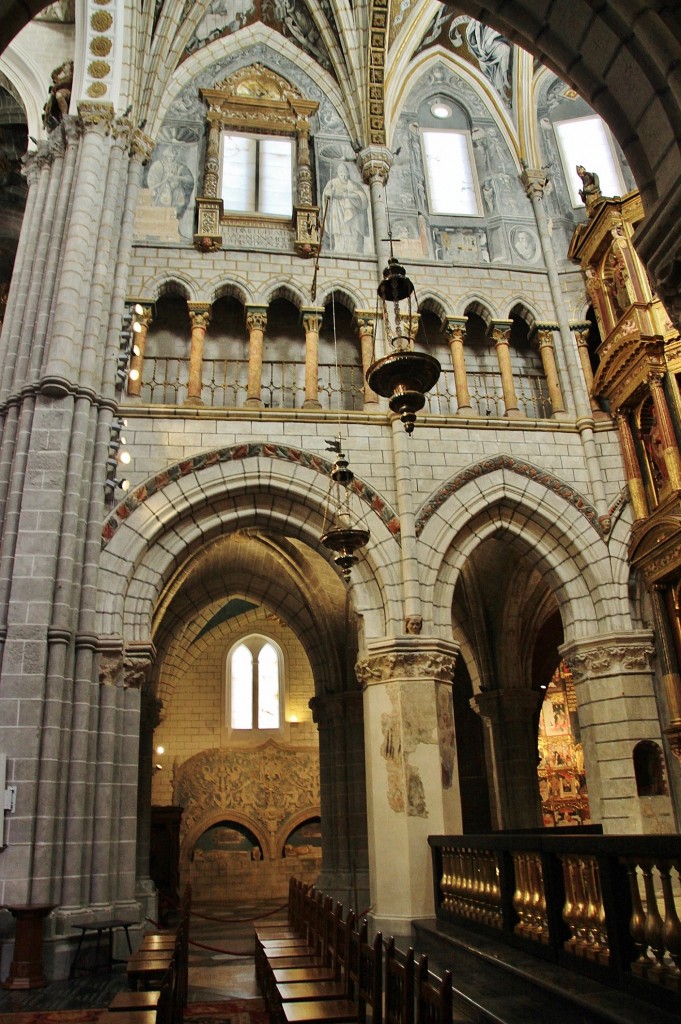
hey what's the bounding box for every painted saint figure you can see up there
[322,162,369,254]
[465,22,512,103]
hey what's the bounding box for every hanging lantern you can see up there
[320,440,369,580]
[366,257,441,433]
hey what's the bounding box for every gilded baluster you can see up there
[625,859,652,975]
[581,855,601,959]
[513,852,531,937]
[528,854,548,943]
[490,853,503,929]
[471,849,483,924]
[641,862,666,977]
[463,848,475,918]
[452,847,464,916]
[572,858,589,954]
[657,860,681,986]
[512,852,525,935]
[441,847,451,912]
[585,857,609,963]
[481,851,494,926]
[561,856,579,953]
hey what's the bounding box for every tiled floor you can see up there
[0,898,279,1014]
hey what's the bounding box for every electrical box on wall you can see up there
[1,752,16,847]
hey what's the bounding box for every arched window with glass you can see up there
[228,635,284,732]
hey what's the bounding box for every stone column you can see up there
[127,304,153,401]
[649,587,681,778]
[310,691,369,912]
[491,319,522,418]
[185,304,211,406]
[532,322,566,416]
[136,687,162,919]
[571,321,603,417]
[443,316,473,413]
[470,688,543,830]
[301,307,324,409]
[356,638,459,934]
[352,311,379,407]
[560,631,676,833]
[42,102,114,396]
[358,147,393,362]
[615,412,648,521]
[649,372,681,490]
[245,305,267,408]
[522,168,609,515]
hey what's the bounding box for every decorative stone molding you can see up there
[560,631,655,683]
[101,442,400,546]
[415,453,601,536]
[77,101,114,134]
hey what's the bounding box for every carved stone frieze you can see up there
[174,742,320,848]
[356,649,456,687]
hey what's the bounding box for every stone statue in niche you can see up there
[482,177,497,214]
[43,59,73,127]
[321,162,369,253]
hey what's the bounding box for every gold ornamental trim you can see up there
[90,9,112,31]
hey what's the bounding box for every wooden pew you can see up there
[415,956,452,1024]
[385,939,415,1024]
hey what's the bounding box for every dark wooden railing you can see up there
[429,833,681,1014]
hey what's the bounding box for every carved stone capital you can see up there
[98,649,124,687]
[491,319,513,345]
[122,641,157,690]
[34,140,52,173]
[188,303,211,330]
[356,637,459,688]
[444,317,467,345]
[78,101,115,134]
[521,167,549,201]
[130,129,154,165]
[353,310,375,338]
[111,115,133,147]
[246,306,268,333]
[559,631,655,683]
[357,146,393,186]
[302,307,324,334]
[310,690,363,727]
[532,323,559,348]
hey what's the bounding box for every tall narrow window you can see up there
[229,635,282,731]
[221,134,293,217]
[421,129,480,216]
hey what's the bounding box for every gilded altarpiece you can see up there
[569,190,681,761]
[174,742,321,899]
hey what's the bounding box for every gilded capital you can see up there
[78,100,115,134]
[302,308,324,334]
[444,317,467,345]
[491,319,513,345]
[353,311,375,338]
[130,129,154,165]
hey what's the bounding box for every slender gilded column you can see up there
[571,321,602,416]
[301,307,323,408]
[353,311,379,407]
[186,303,211,406]
[615,412,648,521]
[492,319,522,418]
[649,372,681,489]
[444,316,473,413]
[533,323,566,416]
[126,304,153,400]
[245,306,267,408]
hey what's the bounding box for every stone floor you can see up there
[0,898,275,1013]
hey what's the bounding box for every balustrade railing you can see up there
[429,833,681,1012]
[138,358,552,418]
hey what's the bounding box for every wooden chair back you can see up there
[416,955,452,1024]
[357,929,383,1024]
[385,937,415,1024]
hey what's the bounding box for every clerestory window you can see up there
[553,115,626,207]
[228,635,283,731]
[421,128,480,216]
[221,134,293,218]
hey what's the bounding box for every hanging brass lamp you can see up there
[320,440,369,580]
[366,257,441,433]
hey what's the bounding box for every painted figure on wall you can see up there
[322,162,369,253]
[465,22,512,103]
[146,145,195,239]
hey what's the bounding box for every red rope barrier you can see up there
[188,937,255,957]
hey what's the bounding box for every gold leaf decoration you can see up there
[87,83,108,97]
[91,10,113,31]
[90,36,112,57]
[88,60,111,80]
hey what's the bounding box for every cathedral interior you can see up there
[1,0,681,1012]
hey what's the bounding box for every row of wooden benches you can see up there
[255,879,452,1024]
[95,887,191,1024]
